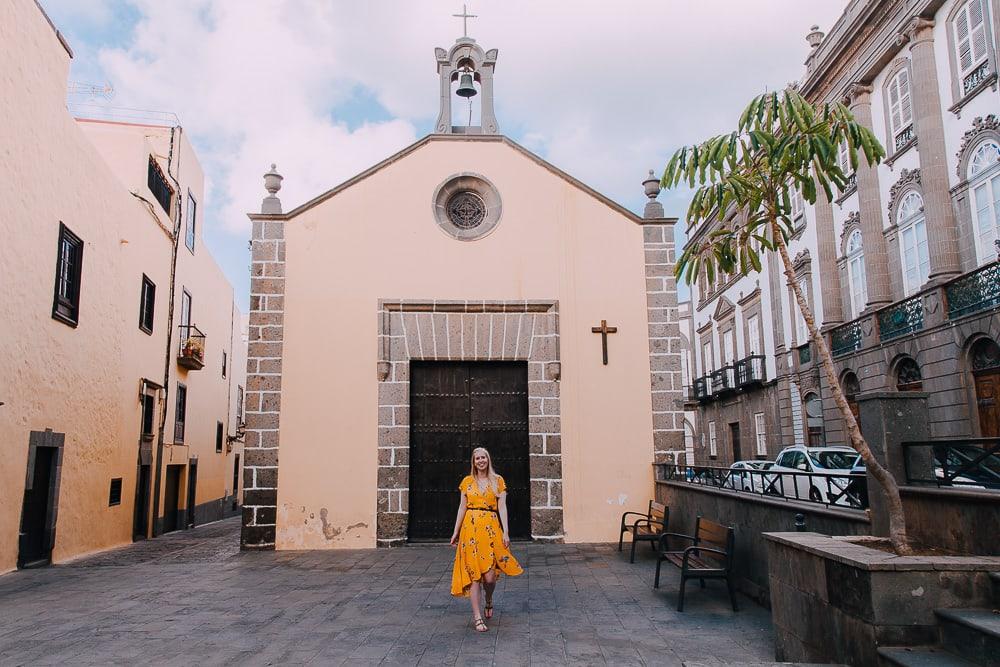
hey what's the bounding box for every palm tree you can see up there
[663,89,912,554]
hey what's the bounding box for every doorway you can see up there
[970,338,1000,437]
[232,454,240,511]
[163,465,182,533]
[408,361,530,541]
[186,462,198,528]
[133,464,150,540]
[18,443,61,568]
[729,422,742,462]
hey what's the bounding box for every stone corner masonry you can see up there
[241,218,286,550]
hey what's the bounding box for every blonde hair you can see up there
[470,447,500,494]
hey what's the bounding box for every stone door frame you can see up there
[376,299,564,546]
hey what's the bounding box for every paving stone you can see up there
[0,517,778,665]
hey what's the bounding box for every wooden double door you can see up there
[408,361,531,541]
[975,368,1000,437]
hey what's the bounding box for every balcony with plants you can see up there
[177,324,206,370]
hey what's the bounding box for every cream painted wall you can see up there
[277,138,657,549]
[0,0,246,573]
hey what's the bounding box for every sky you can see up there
[41,0,849,310]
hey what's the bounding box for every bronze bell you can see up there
[456,72,477,98]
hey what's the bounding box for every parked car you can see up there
[728,460,774,492]
[769,446,860,505]
[931,443,1000,489]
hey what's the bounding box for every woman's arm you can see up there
[449,492,468,546]
[498,492,511,547]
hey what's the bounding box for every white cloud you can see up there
[45,0,848,302]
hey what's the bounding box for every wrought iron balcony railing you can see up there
[963,61,991,95]
[734,355,766,387]
[710,366,736,395]
[877,294,924,342]
[893,124,915,151]
[946,261,1000,320]
[830,319,862,357]
[178,324,206,370]
[692,376,710,402]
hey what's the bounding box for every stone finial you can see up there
[261,163,283,215]
[643,169,664,219]
[806,25,824,49]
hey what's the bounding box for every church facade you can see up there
[240,36,683,550]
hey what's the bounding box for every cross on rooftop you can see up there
[452,4,477,37]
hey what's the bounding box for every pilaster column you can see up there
[814,188,844,327]
[846,84,893,309]
[904,17,962,283]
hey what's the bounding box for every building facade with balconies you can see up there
[685,0,1000,465]
[0,0,247,573]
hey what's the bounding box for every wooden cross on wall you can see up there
[591,320,618,365]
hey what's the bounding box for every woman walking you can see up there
[450,447,523,632]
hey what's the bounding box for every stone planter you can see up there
[765,531,1000,666]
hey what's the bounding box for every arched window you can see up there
[804,393,825,446]
[842,372,861,419]
[898,191,930,294]
[846,230,868,318]
[970,337,1000,371]
[968,140,1000,265]
[895,357,923,391]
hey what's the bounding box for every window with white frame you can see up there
[722,328,735,366]
[846,229,868,318]
[791,185,805,222]
[969,140,1000,265]
[746,313,761,354]
[838,140,851,175]
[898,191,930,294]
[754,412,766,456]
[886,67,914,151]
[953,0,991,95]
[703,339,713,373]
[708,421,718,457]
[794,278,809,344]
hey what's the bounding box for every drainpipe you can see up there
[151,125,184,537]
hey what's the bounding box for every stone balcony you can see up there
[828,261,1000,361]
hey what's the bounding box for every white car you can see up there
[728,460,774,492]
[770,446,860,505]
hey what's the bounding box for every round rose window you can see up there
[446,191,487,229]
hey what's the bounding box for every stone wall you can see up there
[654,480,870,605]
[376,300,563,546]
[766,532,1000,666]
[241,217,286,550]
[900,486,1000,556]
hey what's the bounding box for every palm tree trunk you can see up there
[771,219,912,555]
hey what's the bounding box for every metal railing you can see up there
[946,262,1000,320]
[893,124,915,151]
[734,355,766,386]
[831,319,862,357]
[693,377,710,401]
[877,293,924,341]
[963,61,991,95]
[710,367,736,395]
[178,324,206,369]
[902,438,1000,490]
[657,464,868,510]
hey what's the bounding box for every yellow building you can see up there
[241,35,683,550]
[0,0,246,573]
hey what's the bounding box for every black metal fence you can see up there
[902,438,1000,490]
[656,464,868,510]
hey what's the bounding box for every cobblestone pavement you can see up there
[0,517,778,666]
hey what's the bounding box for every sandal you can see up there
[484,599,494,619]
[473,617,488,632]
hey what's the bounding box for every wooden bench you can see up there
[618,500,669,563]
[654,516,737,612]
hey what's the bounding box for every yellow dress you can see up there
[451,474,523,597]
